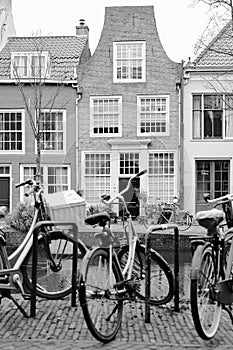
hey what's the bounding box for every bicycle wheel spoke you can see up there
[118,244,174,305]
[22,233,86,299]
[79,248,123,343]
[191,245,221,340]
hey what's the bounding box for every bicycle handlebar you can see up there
[101,169,147,207]
[15,179,35,188]
[204,192,233,204]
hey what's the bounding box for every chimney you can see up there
[76,19,89,40]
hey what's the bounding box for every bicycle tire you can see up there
[79,247,123,343]
[223,230,233,278]
[175,211,193,231]
[22,231,87,299]
[190,243,222,340]
[117,243,174,305]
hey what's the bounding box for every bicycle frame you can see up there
[99,170,147,283]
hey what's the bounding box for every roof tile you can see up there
[0,36,88,80]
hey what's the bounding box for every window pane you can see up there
[114,42,145,81]
[139,97,168,134]
[84,153,111,204]
[40,111,64,151]
[91,98,120,135]
[0,111,23,151]
[148,152,175,202]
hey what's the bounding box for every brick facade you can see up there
[76,6,182,213]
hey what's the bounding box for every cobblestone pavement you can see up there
[0,295,232,350]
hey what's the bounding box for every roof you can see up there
[0,35,88,80]
[194,22,233,67]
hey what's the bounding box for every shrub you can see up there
[5,202,34,234]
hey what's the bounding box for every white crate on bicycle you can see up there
[45,190,86,227]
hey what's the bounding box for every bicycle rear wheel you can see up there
[79,247,123,343]
[22,231,87,299]
[174,211,192,231]
[190,244,222,340]
[117,243,174,305]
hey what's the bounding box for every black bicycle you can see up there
[190,192,233,340]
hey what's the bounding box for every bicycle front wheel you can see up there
[117,243,174,305]
[22,231,87,299]
[190,244,222,340]
[79,247,123,343]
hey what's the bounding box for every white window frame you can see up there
[11,51,50,79]
[19,164,71,201]
[192,93,233,140]
[83,152,111,204]
[137,95,170,136]
[90,96,122,137]
[0,109,25,154]
[113,41,146,83]
[35,109,66,154]
[147,151,176,203]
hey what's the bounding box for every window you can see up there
[39,110,66,152]
[11,52,49,79]
[119,153,139,175]
[21,165,70,199]
[84,153,111,204]
[113,42,146,83]
[193,94,233,139]
[196,160,229,212]
[148,152,175,203]
[137,96,169,136]
[90,97,122,137]
[0,110,24,152]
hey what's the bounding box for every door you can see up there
[196,160,229,212]
[119,177,139,219]
[0,177,10,209]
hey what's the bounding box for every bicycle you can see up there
[190,192,233,340]
[138,197,192,231]
[78,170,174,343]
[157,197,193,231]
[0,179,87,316]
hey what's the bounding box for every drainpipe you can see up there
[72,84,83,190]
[179,61,184,208]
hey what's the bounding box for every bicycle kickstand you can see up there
[0,291,29,318]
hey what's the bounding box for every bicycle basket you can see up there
[44,190,86,226]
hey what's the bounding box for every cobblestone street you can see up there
[0,293,232,350]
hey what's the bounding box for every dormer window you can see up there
[11,52,49,79]
[113,41,146,83]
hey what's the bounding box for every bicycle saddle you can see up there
[195,208,225,230]
[85,212,110,227]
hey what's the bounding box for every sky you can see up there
[12,0,209,62]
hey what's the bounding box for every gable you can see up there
[194,22,233,67]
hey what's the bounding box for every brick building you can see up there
[76,6,182,217]
[0,27,90,210]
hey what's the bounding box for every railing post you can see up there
[174,226,179,312]
[71,227,78,307]
[30,225,38,317]
[145,231,151,323]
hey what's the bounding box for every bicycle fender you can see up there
[190,242,211,280]
[47,230,87,253]
[139,243,171,266]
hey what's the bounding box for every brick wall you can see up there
[77,6,182,153]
